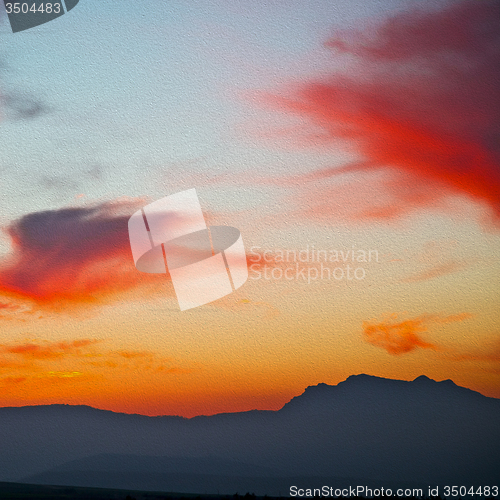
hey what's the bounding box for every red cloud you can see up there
[0,199,253,311]
[0,200,171,309]
[258,0,500,225]
[1,377,27,386]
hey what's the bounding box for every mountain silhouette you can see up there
[0,374,498,495]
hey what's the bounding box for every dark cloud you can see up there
[40,165,104,192]
[40,175,79,191]
[1,92,50,120]
[0,44,50,121]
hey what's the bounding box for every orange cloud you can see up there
[118,350,149,359]
[430,313,474,324]
[0,339,194,389]
[0,301,24,320]
[445,337,500,365]
[255,0,500,226]
[1,376,27,386]
[363,314,437,355]
[0,339,99,360]
[362,312,483,358]
[0,302,20,310]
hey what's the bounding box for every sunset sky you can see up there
[0,0,499,417]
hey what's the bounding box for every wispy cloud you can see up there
[400,240,477,283]
[1,339,98,360]
[0,338,194,388]
[0,301,20,312]
[0,57,50,121]
[254,0,500,226]
[402,260,470,283]
[444,337,500,374]
[40,165,106,193]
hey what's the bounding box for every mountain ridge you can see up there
[0,373,498,494]
[1,373,496,418]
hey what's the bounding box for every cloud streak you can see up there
[0,56,50,122]
[0,338,193,389]
[1,339,98,360]
[402,260,469,283]
[257,0,500,225]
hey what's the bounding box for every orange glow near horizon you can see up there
[0,315,499,417]
[1,0,499,419]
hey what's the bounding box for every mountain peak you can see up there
[344,374,459,387]
[344,373,390,383]
[281,374,485,413]
[412,375,458,387]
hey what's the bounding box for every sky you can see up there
[0,0,499,417]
